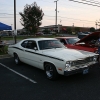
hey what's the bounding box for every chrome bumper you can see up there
[64,61,97,76]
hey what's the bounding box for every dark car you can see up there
[0,33,9,37]
[78,32,89,39]
[36,32,44,36]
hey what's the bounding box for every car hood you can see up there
[76,31,100,43]
[42,48,96,61]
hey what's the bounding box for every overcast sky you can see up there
[0,0,100,29]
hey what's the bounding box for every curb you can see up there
[0,54,11,59]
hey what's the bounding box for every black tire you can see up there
[44,63,58,80]
[97,55,100,66]
[14,53,21,65]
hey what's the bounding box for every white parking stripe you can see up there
[0,63,37,84]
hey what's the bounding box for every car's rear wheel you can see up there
[14,53,21,65]
[44,63,58,80]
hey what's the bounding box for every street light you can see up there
[14,0,17,43]
[54,0,59,33]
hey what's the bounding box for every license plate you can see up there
[83,68,89,74]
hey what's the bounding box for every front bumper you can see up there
[64,61,96,76]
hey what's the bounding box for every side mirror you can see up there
[34,47,38,50]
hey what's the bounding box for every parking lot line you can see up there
[0,63,37,84]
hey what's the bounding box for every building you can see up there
[15,25,92,35]
[40,25,91,34]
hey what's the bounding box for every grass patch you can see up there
[0,45,8,55]
[1,35,57,41]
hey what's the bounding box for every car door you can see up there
[22,40,40,68]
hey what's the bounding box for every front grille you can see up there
[73,57,93,66]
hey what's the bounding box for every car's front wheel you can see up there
[14,53,21,65]
[44,63,58,80]
[98,55,100,64]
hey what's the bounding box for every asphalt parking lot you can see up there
[0,57,100,100]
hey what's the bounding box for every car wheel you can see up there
[98,55,100,64]
[14,53,21,65]
[44,63,58,80]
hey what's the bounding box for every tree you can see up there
[90,27,95,32]
[67,27,72,34]
[74,27,80,32]
[43,29,50,34]
[19,2,44,35]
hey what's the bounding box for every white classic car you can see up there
[8,38,98,80]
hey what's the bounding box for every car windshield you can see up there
[66,38,80,44]
[38,40,65,50]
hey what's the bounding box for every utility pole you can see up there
[54,0,59,33]
[11,24,14,41]
[98,20,100,29]
[14,0,17,44]
[95,21,98,30]
[73,23,74,27]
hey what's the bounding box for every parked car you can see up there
[78,32,89,39]
[36,32,44,36]
[56,31,100,53]
[8,38,98,80]
[0,33,9,37]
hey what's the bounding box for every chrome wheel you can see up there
[14,53,20,65]
[46,65,54,78]
[44,63,58,80]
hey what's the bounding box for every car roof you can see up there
[56,37,77,39]
[76,31,100,43]
[21,38,57,42]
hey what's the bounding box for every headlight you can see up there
[90,56,98,61]
[66,61,71,68]
[66,61,76,67]
[65,61,74,71]
[90,57,93,61]
[66,61,70,64]
[93,56,98,61]
[70,61,76,66]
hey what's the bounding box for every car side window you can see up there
[21,41,28,48]
[60,39,66,45]
[26,41,38,50]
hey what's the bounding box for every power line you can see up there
[0,17,14,18]
[44,18,94,24]
[89,0,100,3]
[29,0,100,13]
[69,0,100,7]
[44,15,94,22]
[0,13,19,15]
[80,0,100,5]
[0,12,95,23]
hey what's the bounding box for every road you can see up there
[0,57,100,100]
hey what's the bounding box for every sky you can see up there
[0,0,100,29]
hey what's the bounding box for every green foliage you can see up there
[74,27,80,32]
[90,27,95,32]
[0,45,8,55]
[43,29,50,34]
[19,2,44,35]
[67,27,72,34]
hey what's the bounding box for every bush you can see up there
[0,45,8,55]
